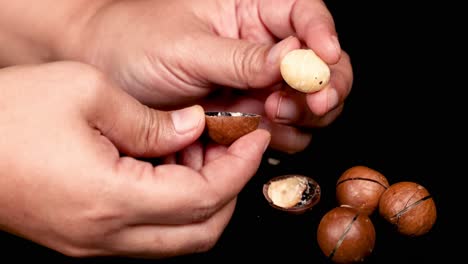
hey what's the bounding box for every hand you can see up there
[0,62,271,258]
[65,0,353,153]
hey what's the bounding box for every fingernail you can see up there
[327,88,340,110]
[330,35,341,57]
[275,93,299,122]
[171,106,203,134]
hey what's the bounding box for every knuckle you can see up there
[271,127,312,154]
[60,61,107,87]
[54,61,111,104]
[191,206,215,223]
[135,105,161,156]
[316,104,344,127]
[342,50,351,63]
[191,194,220,223]
[58,244,94,258]
[50,231,99,258]
[233,44,265,87]
[54,207,119,257]
[193,230,222,253]
[79,67,109,96]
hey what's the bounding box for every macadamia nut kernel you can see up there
[280,49,330,93]
[263,174,321,214]
[267,176,308,208]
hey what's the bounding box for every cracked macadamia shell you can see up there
[204,111,261,145]
[379,181,437,236]
[317,206,376,264]
[262,174,321,214]
[280,49,330,93]
[336,165,389,215]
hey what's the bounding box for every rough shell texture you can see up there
[336,165,389,215]
[263,174,321,214]
[317,206,376,264]
[204,112,261,145]
[280,49,330,93]
[379,181,437,236]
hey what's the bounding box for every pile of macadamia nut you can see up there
[317,165,437,263]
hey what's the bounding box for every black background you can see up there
[1,1,455,263]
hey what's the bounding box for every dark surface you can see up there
[1,1,454,263]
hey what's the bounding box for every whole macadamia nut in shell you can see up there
[379,181,436,236]
[336,165,389,215]
[317,206,376,263]
[280,49,330,93]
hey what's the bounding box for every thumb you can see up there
[91,87,205,157]
[194,35,301,89]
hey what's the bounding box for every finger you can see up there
[306,51,353,116]
[113,129,270,224]
[309,104,345,128]
[264,85,308,125]
[203,143,229,165]
[259,0,341,64]
[162,154,177,164]
[265,92,345,128]
[199,128,270,198]
[264,87,324,126]
[177,141,204,170]
[106,199,237,258]
[88,82,205,157]
[194,34,300,89]
[201,92,266,115]
[259,121,312,154]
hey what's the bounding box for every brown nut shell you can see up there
[379,181,436,236]
[317,206,376,264]
[262,174,321,214]
[204,111,261,145]
[336,165,389,215]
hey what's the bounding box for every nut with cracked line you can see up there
[379,181,437,236]
[317,206,376,264]
[336,165,389,215]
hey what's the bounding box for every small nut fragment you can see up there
[280,49,330,93]
[263,174,321,214]
[267,157,281,166]
[204,111,261,145]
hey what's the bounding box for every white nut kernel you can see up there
[280,49,330,93]
[267,176,308,208]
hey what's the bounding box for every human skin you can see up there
[0,0,353,153]
[0,61,271,258]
